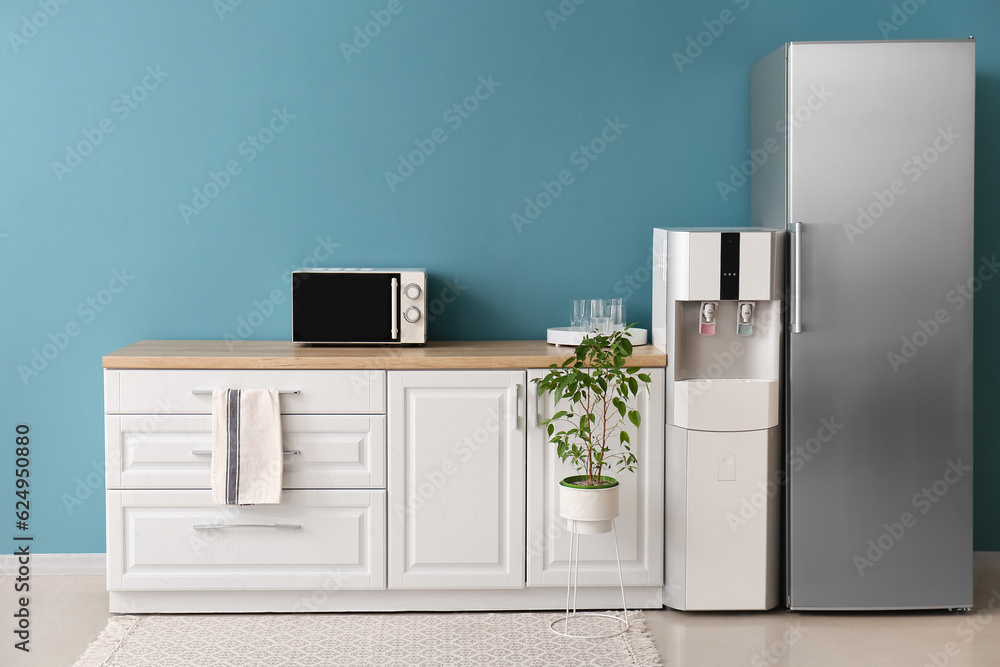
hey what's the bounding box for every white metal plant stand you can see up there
[549,518,630,639]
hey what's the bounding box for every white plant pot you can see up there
[558,477,620,535]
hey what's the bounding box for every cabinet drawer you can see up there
[106,415,386,489]
[107,490,386,590]
[105,370,385,415]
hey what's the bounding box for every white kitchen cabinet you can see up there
[387,371,526,589]
[525,368,664,588]
[104,368,388,604]
[103,341,666,612]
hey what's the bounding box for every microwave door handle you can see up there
[390,277,399,340]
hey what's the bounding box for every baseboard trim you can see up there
[0,552,106,576]
[109,586,664,614]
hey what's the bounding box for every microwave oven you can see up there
[291,268,427,345]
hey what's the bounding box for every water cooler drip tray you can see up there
[673,379,778,431]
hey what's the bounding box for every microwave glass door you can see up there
[293,272,400,343]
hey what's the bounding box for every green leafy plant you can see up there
[532,327,652,487]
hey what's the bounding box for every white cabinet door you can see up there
[388,371,525,589]
[526,368,664,587]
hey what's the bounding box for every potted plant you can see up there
[533,327,652,534]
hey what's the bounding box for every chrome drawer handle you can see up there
[192,523,301,531]
[191,449,300,456]
[190,389,299,395]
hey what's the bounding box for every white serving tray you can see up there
[546,327,648,347]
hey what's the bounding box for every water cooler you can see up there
[653,228,783,611]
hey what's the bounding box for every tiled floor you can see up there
[8,553,1000,666]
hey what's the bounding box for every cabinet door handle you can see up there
[192,523,301,531]
[191,449,301,456]
[530,383,541,428]
[507,384,519,429]
[191,389,299,395]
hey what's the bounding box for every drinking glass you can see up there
[610,301,625,331]
[571,300,589,331]
[590,299,608,333]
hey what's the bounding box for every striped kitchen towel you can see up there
[211,389,283,505]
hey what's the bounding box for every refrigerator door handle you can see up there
[792,221,803,334]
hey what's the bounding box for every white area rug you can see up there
[74,611,660,666]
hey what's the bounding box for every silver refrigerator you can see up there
[751,40,975,610]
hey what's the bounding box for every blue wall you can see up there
[3,0,999,553]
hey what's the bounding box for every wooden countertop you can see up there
[103,340,668,370]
